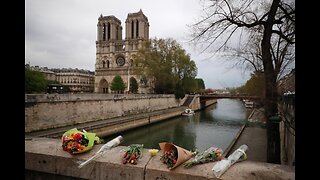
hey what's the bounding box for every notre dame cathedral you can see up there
[94,10,152,94]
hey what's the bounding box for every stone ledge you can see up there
[25,137,295,180]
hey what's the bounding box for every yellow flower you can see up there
[79,145,85,151]
[149,149,159,156]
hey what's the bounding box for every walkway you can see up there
[228,108,267,162]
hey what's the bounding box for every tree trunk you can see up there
[261,0,281,164]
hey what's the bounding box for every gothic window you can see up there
[116,57,125,66]
[102,61,105,68]
[103,23,106,41]
[136,20,139,37]
[131,20,134,38]
[107,60,110,68]
[107,23,111,40]
[116,26,119,40]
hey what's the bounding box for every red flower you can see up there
[121,144,143,165]
[73,133,82,141]
[160,147,178,168]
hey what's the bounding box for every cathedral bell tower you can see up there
[125,9,150,51]
[94,10,150,94]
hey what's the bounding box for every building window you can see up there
[131,20,134,38]
[116,26,119,40]
[107,22,111,40]
[103,23,106,41]
[136,20,139,37]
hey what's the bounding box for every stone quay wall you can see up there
[25,94,183,133]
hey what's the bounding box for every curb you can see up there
[248,109,256,120]
[223,123,246,157]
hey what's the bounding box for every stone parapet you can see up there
[26,138,295,180]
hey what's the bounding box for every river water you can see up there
[104,99,250,152]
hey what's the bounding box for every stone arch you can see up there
[129,76,138,93]
[99,78,109,93]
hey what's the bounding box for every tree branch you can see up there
[272,30,295,44]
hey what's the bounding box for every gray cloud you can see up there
[26,0,250,89]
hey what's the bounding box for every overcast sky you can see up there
[25,0,251,89]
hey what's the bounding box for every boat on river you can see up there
[243,99,254,108]
[181,108,195,116]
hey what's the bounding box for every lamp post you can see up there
[127,62,130,93]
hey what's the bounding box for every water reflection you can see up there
[104,99,248,152]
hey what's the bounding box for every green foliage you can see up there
[196,78,205,90]
[233,71,265,97]
[62,85,71,92]
[133,38,198,94]
[140,75,148,86]
[110,75,126,93]
[182,77,197,93]
[129,77,138,93]
[174,81,185,99]
[25,68,48,93]
[194,78,205,94]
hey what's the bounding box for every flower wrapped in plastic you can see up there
[61,128,100,154]
[212,144,248,178]
[159,142,193,170]
[183,147,223,168]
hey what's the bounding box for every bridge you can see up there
[200,94,261,101]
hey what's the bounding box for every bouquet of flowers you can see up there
[77,135,123,168]
[121,144,144,165]
[61,128,100,154]
[160,146,178,168]
[159,142,193,170]
[212,144,248,178]
[183,147,223,168]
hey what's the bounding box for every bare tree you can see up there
[190,0,295,163]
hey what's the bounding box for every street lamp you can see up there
[127,61,130,93]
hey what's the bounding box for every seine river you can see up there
[104,98,250,152]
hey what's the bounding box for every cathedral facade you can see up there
[94,10,151,93]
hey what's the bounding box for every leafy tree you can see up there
[174,81,185,99]
[190,0,295,163]
[235,71,265,98]
[139,75,148,87]
[133,38,198,96]
[181,77,197,93]
[110,75,126,93]
[25,68,47,93]
[195,78,205,94]
[129,77,138,93]
[62,85,71,93]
